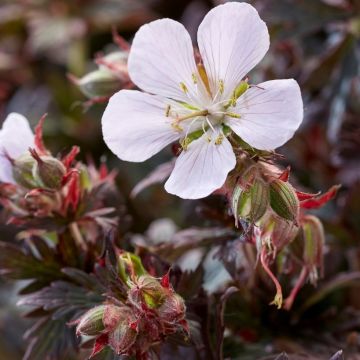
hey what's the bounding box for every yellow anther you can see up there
[192,73,198,84]
[165,105,171,117]
[215,134,224,145]
[197,63,212,98]
[180,82,188,93]
[226,112,241,119]
[219,79,224,95]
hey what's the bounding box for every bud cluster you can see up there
[0,116,119,240]
[76,252,188,358]
[228,158,339,309]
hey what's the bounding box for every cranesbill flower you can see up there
[0,113,34,184]
[102,2,303,199]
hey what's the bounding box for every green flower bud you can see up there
[269,179,299,222]
[12,154,38,189]
[302,215,325,284]
[76,305,106,336]
[117,252,147,285]
[31,152,66,190]
[78,69,122,99]
[232,178,269,225]
[130,275,166,309]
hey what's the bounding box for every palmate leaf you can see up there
[17,268,106,360]
[23,316,79,360]
[17,279,104,321]
[0,241,63,281]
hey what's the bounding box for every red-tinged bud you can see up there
[257,212,299,251]
[108,316,137,356]
[269,179,299,222]
[302,215,325,285]
[30,149,66,190]
[12,154,38,189]
[76,305,106,336]
[157,293,186,324]
[103,304,124,331]
[129,275,166,309]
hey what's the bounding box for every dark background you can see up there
[0,0,359,358]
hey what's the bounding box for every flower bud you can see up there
[117,252,147,285]
[78,69,122,99]
[232,178,269,225]
[108,315,137,355]
[76,305,106,336]
[157,293,186,324]
[12,154,38,189]
[31,153,66,190]
[129,275,166,309]
[269,179,299,222]
[302,215,325,284]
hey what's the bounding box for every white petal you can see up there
[0,113,34,183]
[128,19,198,103]
[102,90,180,162]
[197,2,269,99]
[165,131,236,199]
[227,79,303,150]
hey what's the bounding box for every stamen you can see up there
[202,120,211,142]
[192,73,198,84]
[175,110,208,124]
[172,122,183,132]
[165,105,171,117]
[219,79,224,95]
[179,82,188,93]
[215,133,224,145]
[206,117,216,133]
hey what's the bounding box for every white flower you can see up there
[0,113,34,184]
[102,2,303,199]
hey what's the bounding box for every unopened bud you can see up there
[30,150,66,190]
[12,154,38,189]
[76,305,106,336]
[302,215,325,284]
[157,293,186,324]
[78,69,122,99]
[269,179,299,222]
[232,178,269,225]
[129,275,166,309]
[118,252,147,285]
[108,314,137,355]
[98,51,128,72]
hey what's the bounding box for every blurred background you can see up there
[0,0,359,359]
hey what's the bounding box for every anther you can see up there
[192,73,198,84]
[165,105,171,117]
[219,79,224,95]
[180,82,188,93]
